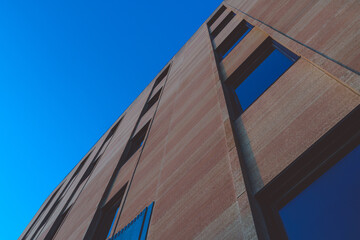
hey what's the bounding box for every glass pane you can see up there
[106,206,120,239]
[115,209,146,240]
[279,144,360,240]
[235,48,293,111]
[222,26,252,59]
[111,202,154,240]
[140,202,154,240]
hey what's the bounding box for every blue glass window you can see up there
[221,25,252,59]
[233,42,297,112]
[92,187,126,240]
[109,202,154,240]
[217,22,253,60]
[279,144,360,240]
[106,207,120,239]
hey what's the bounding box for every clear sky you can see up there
[0,0,222,239]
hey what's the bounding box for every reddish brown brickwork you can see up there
[20,1,360,240]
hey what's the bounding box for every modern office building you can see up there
[20,1,360,239]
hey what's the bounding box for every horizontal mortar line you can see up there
[223,2,360,76]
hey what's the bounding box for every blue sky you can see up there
[0,0,222,238]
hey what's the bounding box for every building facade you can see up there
[20,1,360,239]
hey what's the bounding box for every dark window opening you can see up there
[44,207,72,240]
[26,154,90,240]
[153,66,169,88]
[226,38,298,116]
[25,120,121,239]
[30,197,63,239]
[105,120,121,143]
[78,155,102,186]
[65,154,90,190]
[207,5,226,27]
[217,21,253,60]
[93,186,126,240]
[106,206,120,239]
[211,11,235,38]
[127,122,150,160]
[22,186,62,239]
[280,143,360,240]
[143,89,162,116]
[257,106,360,240]
[97,118,122,159]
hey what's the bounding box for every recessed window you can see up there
[22,186,62,239]
[31,197,63,239]
[143,89,161,116]
[93,187,126,240]
[44,207,72,239]
[226,38,298,115]
[257,107,360,240]
[153,66,169,88]
[279,143,360,240]
[108,202,154,240]
[78,155,101,185]
[211,11,235,38]
[127,122,150,160]
[105,120,121,142]
[207,5,226,27]
[217,21,253,60]
[106,206,120,239]
[97,119,122,157]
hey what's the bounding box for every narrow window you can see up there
[22,186,62,239]
[109,202,154,240]
[106,207,120,239]
[105,120,121,143]
[211,11,235,38]
[78,155,102,186]
[98,119,122,157]
[207,5,226,27]
[153,66,169,88]
[25,152,91,239]
[44,207,72,240]
[143,89,161,116]
[93,188,126,240]
[217,21,253,60]
[127,122,150,160]
[30,197,63,239]
[227,38,298,115]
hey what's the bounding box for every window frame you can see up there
[224,37,299,118]
[216,20,253,60]
[211,11,235,38]
[142,88,162,117]
[153,65,169,89]
[93,185,127,240]
[207,5,227,27]
[256,106,360,240]
[126,121,150,161]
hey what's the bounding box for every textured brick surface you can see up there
[210,8,232,32]
[238,58,360,192]
[220,27,268,79]
[21,2,360,240]
[213,15,241,49]
[224,0,360,92]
